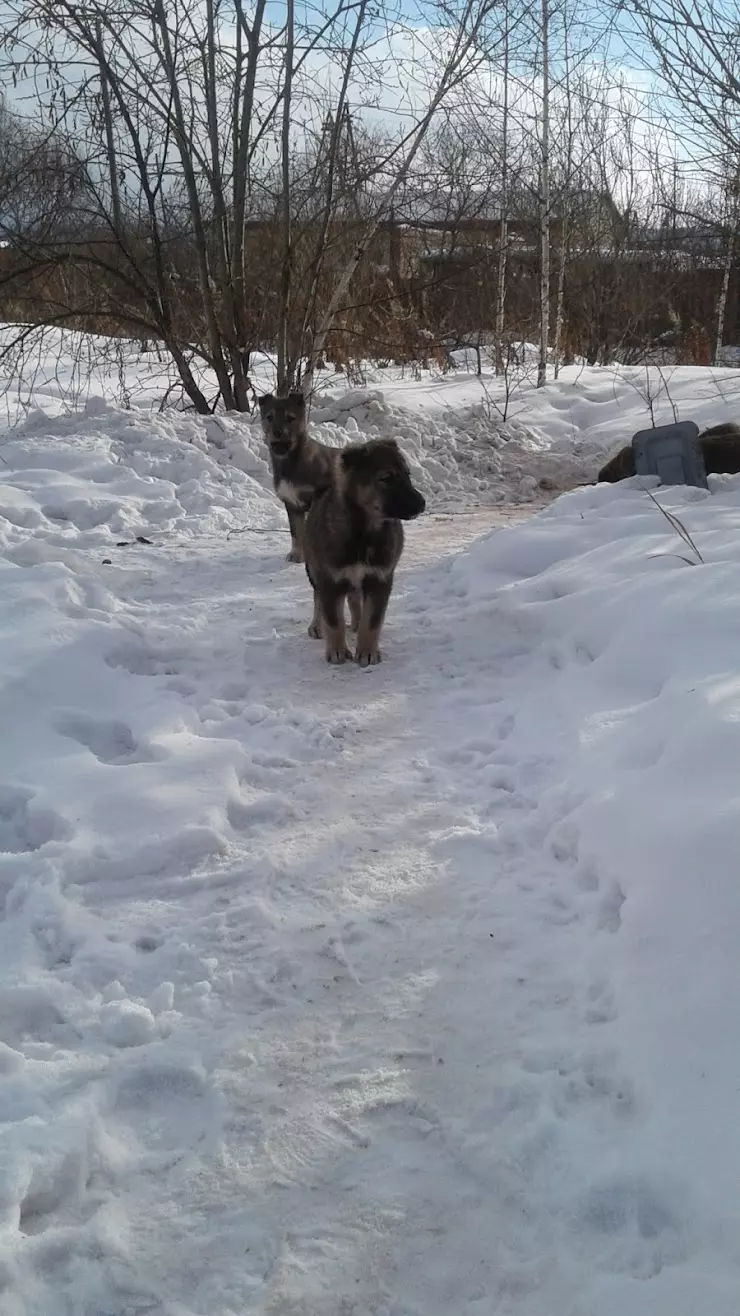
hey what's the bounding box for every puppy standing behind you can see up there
[303,437,426,666]
[258,392,336,562]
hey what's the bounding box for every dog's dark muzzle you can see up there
[270,438,292,456]
[385,487,426,520]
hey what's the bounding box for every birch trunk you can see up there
[537,0,550,390]
[714,172,739,367]
[277,0,294,392]
[494,6,509,376]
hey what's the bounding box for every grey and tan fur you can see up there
[303,437,426,666]
[597,421,740,483]
[258,392,337,562]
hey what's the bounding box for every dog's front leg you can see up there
[317,577,351,664]
[347,588,362,633]
[285,505,305,563]
[356,575,392,666]
[305,565,322,638]
[307,591,322,639]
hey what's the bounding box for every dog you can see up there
[303,437,426,666]
[597,421,740,482]
[258,392,337,562]
[697,422,740,474]
[597,444,636,482]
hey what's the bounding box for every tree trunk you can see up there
[232,0,267,406]
[537,0,550,390]
[553,212,569,378]
[295,0,368,387]
[277,0,294,393]
[553,3,571,380]
[301,0,494,393]
[715,170,739,366]
[495,5,509,376]
[95,20,123,235]
[152,0,235,408]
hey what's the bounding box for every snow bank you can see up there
[412,471,740,1310]
[0,407,274,1311]
[3,321,740,503]
[0,381,577,516]
[0,399,280,559]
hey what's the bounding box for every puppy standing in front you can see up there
[303,437,426,666]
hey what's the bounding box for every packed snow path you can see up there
[5,361,740,1312]
[6,484,738,1316]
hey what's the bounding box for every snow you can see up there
[4,324,740,506]
[2,343,740,1312]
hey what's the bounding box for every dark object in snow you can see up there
[632,421,706,488]
[136,535,153,544]
[598,421,740,484]
[102,558,112,564]
[597,446,636,482]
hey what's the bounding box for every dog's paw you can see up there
[356,646,382,667]
[286,546,304,564]
[326,646,352,665]
[307,620,322,639]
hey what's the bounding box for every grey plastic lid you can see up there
[632,422,707,488]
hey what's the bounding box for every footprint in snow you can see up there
[55,712,163,766]
[106,1060,221,1156]
[597,880,626,933]
[105,643,181,677]
[226,792,298,832]
[0,984,79,1048]
[0,785,71,855]
[574,1172,691,1278]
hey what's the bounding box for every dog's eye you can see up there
[265,411,274,422]
[285,412,295,422]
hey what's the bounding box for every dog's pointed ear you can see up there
[258,393,274,410]
[289,392,306,410]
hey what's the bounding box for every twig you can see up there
[226,524,285,540]
[644,486,704,564]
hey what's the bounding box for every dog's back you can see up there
[597,445,635,482]
[699,422,740,441]
[598,422,740,482]
[701,430,740,475]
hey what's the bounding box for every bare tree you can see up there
[537,0,550,388]
[299,0,508,393]
[277,0,295,393]
[715,164,740,364]
[495,4,510,375]
[552,3,572,378]
[623,0,740,161]
[0,0,510,413]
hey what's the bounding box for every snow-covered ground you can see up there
[5,323,740,502]
[2,348,740,1313]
